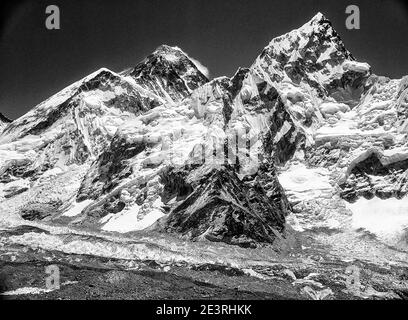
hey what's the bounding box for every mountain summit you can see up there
[0,13,407,250]
[123,45,209,102]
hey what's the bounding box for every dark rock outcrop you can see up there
[125,45,209,102]
[340,151,408,202]
[155,165,287,247]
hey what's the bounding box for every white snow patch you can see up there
[319,101,350,116]
[342,61,371,73]
[183,52,210,78]
[346,197,408,247]
[0,281,78,296]
[63,200,93,217]
[1,287,53,296]
[102,205,165,233]
[279,164,331,192]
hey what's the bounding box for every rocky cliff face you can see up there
[0,13,407,249]
[155,165,286,247]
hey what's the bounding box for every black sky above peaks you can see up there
[0,0,407,119]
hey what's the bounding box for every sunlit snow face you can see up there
[346,197,408,247]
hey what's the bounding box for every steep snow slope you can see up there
[0,43,289,246]
[68,74,289,246]
[206,12,408,249]
[0,13,407,251]
[251,12,370,104]
[0,68,163,192]
[0,52,209,227]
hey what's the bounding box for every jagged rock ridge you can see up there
[0,13,407,249]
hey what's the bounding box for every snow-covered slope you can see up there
[0,13,407,250]
[0,68,164,188]
[123,45,209,103]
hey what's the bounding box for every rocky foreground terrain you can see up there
[0,12,408,299]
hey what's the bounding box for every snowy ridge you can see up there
[125,44,209,103]
[0,13,408,251]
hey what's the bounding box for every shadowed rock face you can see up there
[263,97,306,165]
[0,113,12,124]
[126,45,209,102]
[0,113,12,132]
[156,165,287,247]
[326,69,372,108]
[77,135,147,201]
[396,76,408,123]
[340,152,408,202]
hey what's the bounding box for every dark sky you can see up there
[0,0,407,119]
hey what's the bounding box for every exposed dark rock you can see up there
[77,134,146,201]
[3,187,28,199]
[326,69,371,108]
[256,81,279,110]
[228,68,250,100]
[126,45,208,101]
[159,167,194,203]
[340,152,408,202]
[263,98,305,165]
[0,113,12,124]
[396,76,408,122]
[254,13,355,95]
[20,201,62,221]
[155,165,287,247]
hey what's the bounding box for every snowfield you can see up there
[346,197,408,248]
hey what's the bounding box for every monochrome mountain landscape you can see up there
[1,12,407,300]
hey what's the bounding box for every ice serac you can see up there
[123,45,209,103]
[1,13,408,250]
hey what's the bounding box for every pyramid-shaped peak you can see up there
[124,44,209,101]
[308,12,327,24]
[296,12,334,35]
[259,11,351,57]
[131,44,207,76]
[154,44,183,53]
[152,44,189,61]
[251,11,357,90]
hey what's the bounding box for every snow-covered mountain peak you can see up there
[124,45,209,103]
[301,11,334,31]
[252,11,358,90]
[152,44,187,59]
[308,11,326,23]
